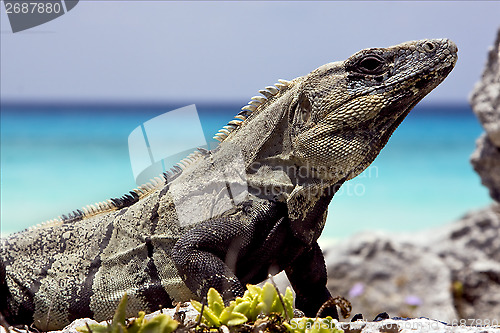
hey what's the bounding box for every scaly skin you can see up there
[0,39,457,330]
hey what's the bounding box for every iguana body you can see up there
[1,39,457,330]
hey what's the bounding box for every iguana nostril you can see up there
[423,42,436,52]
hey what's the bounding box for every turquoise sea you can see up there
[0,103,492,239]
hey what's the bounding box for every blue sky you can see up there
[1,1,499,104]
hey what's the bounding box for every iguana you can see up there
[1,39,457,330]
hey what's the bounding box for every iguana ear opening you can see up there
[289,92,314,138]
[297,94,312,124]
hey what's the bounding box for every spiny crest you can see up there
[212,79,291,142]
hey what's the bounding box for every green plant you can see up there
[76,284,345,333]
[77,294,179,333]
[191,282,294,328]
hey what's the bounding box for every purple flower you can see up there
[405,295,422,306]
[348,282,365,298]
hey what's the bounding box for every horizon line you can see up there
[1,99,472,109]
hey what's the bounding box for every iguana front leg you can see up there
[172,216,247,301]
[172,200,288,302]
[286,241,339,320]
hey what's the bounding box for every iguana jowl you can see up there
[1,39,457,330]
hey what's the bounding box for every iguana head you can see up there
[289,38,457,182]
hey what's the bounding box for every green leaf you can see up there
[246,284,262,298]
[260,283,276,315]
[207,288,224,316]
[233,301,250,315]
[126,311,145,333]
[218,307,233,325]
[113,294,128,324]
[138,314,178,333]
[119,323,128,333]
[225,312,248,326]
[248,295,261,321]
[219,306,248,326]
[284,287,294,320]
[162,317,180,333]
[203,308,221,327]
[270,296,284,314]
[191,300,221,327]
[218,302,235,323]
[285,287,294,305]
[191,300,203,313]
[242,290,252,301]
[110,293,128,333]
[283,322,294,333]
[76,323,111,333]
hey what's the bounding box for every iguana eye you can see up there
[356,55,385,74]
